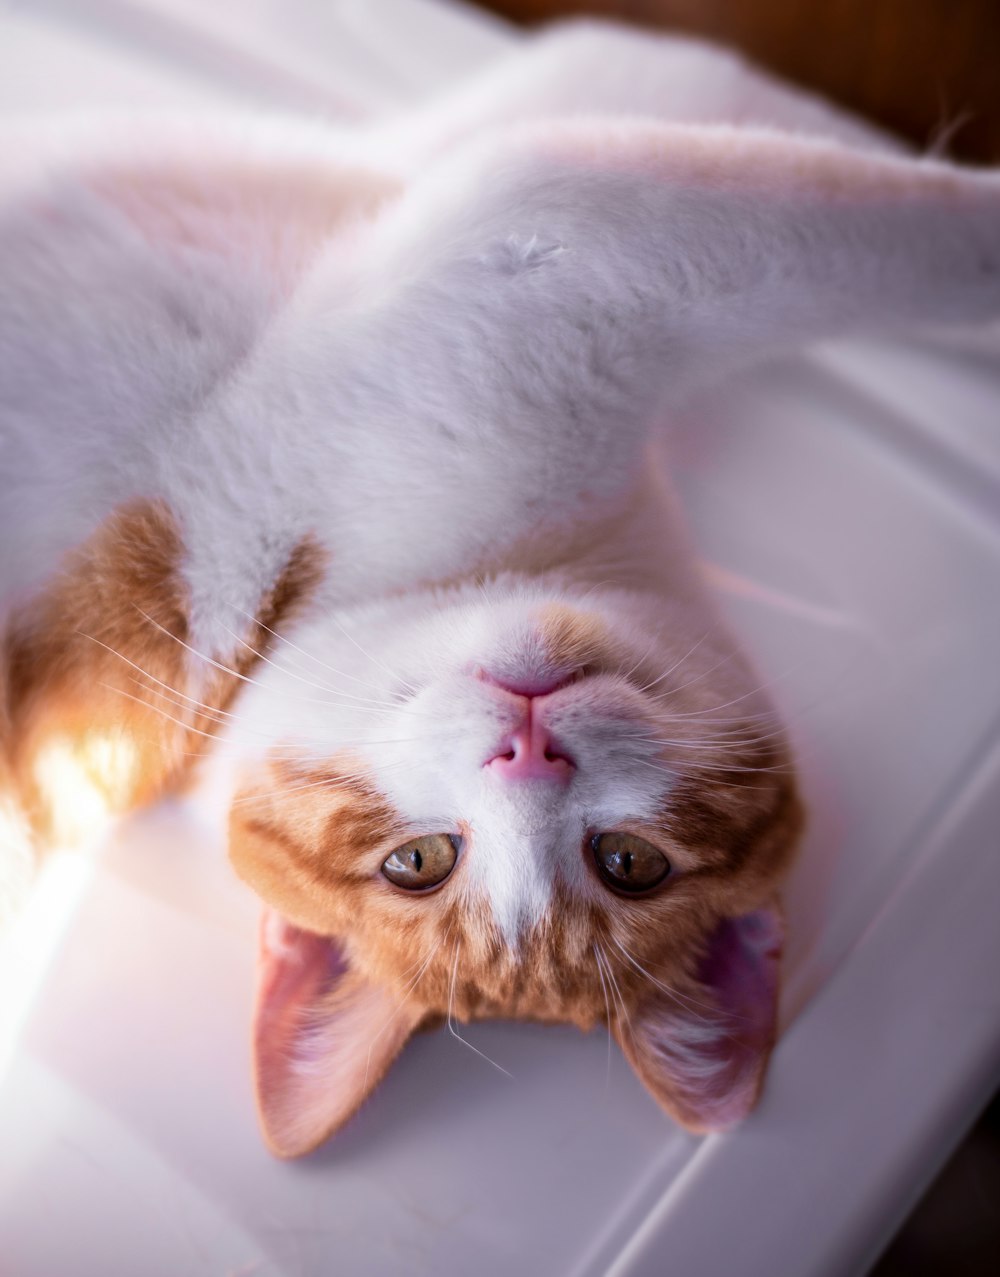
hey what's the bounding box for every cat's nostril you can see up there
[485,723,575,783]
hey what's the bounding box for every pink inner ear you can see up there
[621,903,784,1134]
[697,908,783,1032]
[255,910,350,1050]
[252,910,421,1158]
[684,905,784,1129]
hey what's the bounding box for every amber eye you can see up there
[592,832,670,895]
[381,834,459,892]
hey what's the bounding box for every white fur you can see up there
[3,23,1000,935]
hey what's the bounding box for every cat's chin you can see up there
[304,572,720,694]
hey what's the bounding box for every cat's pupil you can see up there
[412,849,423,872]
[621,851,633,877]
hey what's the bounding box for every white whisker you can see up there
[654,648,740,702]
[226,603,389,695]
[328,616,418,696]
[364,934,443,1090]
[609,936,718,1022]
[592,942,613,1089]
[636,626,719,694]
[596,942,632,1048]
[447,940,512,1078]
[219,622,403,710]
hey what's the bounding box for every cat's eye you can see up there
[381,834,459,892]
[592,832,670,895]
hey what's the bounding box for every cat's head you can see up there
[228,577,801,1156]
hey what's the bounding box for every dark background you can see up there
[480,2,1000,1272]
[483,0,1000,162]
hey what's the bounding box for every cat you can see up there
[1,20,998,1158]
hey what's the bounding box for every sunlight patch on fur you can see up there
[32,733,138,846]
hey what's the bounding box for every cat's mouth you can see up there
[473,666,586,698]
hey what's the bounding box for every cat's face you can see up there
[228,578,801,1156]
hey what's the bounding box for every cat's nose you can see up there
[485,719,575,784]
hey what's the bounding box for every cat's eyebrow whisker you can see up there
[474,576,498,615]
[595,943,632,1049]
[364,933,444,1090]
[610,941,745,1047]
[592,942,614,1090]
[601,945,631,1039]
[446,939,512,1078]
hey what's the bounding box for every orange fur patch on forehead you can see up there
[2,499,325,845]
[230,755,405,935]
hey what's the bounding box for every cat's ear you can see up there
[614,904,784,1133]
[252,909,422,1158]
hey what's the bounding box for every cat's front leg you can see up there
[0,499,326,880]
[271,119,999,582]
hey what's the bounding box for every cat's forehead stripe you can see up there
[229,755,405,928]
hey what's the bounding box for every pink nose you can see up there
[485,717,575,783]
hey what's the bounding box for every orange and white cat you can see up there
[2,22,998,1156]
